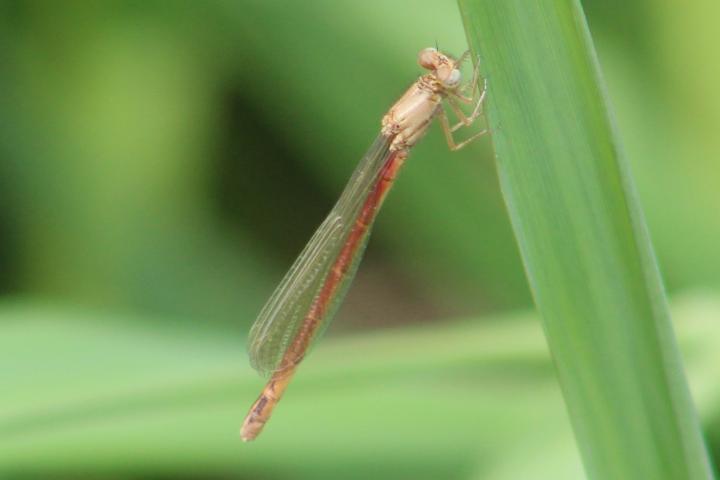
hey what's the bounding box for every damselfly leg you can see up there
[439,59,488,151]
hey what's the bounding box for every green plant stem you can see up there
[457,1,714,478]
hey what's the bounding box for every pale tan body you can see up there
[240,48,487,442]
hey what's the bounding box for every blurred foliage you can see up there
[0,0,719,478]
[1,0,719,325]
[0,0,530,328]
[1,294,719,479]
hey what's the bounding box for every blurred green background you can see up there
[0,1,718,479]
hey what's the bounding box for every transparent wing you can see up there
[248,134,394,376]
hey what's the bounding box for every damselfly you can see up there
[241,47,488,441]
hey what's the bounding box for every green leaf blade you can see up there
[457,1,715,478]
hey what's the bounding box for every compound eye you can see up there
[418,48,438,70]
[444,69,461,88]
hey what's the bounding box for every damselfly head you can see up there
[417,47,441,69]
[418,47,462,90]
[441,69,461,89]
